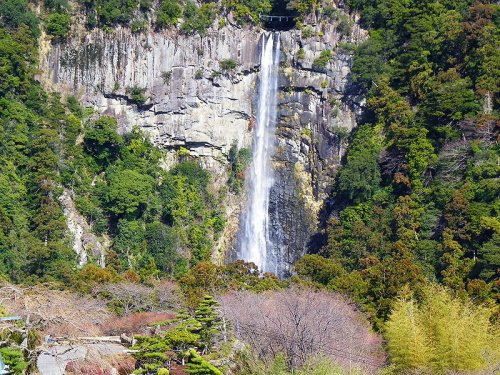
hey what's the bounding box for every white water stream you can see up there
[239,32,280,273]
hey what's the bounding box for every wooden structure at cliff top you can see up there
[259,14,293,22]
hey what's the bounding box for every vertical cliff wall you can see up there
[39,13,366,271]
[270,22,366,275]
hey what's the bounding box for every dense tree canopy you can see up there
[303,0,500,333]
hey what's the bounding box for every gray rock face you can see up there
[39,14,366,272]
[59,189,106,267]
[40,26,262,173]
[268,23,366,276]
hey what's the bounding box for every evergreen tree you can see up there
[185,349,223,375]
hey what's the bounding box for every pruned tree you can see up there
[219,287,385,373]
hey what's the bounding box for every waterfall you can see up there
[239,32,280,273]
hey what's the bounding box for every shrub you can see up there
[222,0,272,25]
[139,0,152,12]
[99,0,139,25]
[195,69,204,79]
[67,95,83,117]
[322,5,338,19]
[312,49,333,69]
[0,0,40,37]
[180,1,216,35]
[301,26,314,38]
[156,0,182,29]
[0,347,29,374]
[297,48,305,59]
[131,19,146,33]
[219,59,237,71]
[126,85,147,105]
[45,13,72,39]
[161,70,172,84]
[337,15,353,35]
[44,0,69,12]
[228,142,251,193]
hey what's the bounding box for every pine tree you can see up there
[185,349,223,375]
[194,295,222,352]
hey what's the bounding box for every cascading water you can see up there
[239,32,280,273]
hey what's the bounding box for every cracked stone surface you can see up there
[39,15,367,269]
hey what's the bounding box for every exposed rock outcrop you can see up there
[269,22,366,275]
[40,11,366,272]
[59,189,106,267]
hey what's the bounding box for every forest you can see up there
[0,0,498,374]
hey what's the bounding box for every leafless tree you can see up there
[94,280,181,316]
[0,282,110,337]
[94,282,157,316]
[219,287,385,374]
[437,140,470,182]
[156,279,182,311]
[460,117,499,147]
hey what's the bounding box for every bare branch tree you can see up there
[94,280,181,316]
[0,282,110,337]
[94,282,157,316]
[437,140,470,182]
[219,287,385,374]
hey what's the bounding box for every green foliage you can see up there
[79,0,142,27]
[161,71,172,84]
[131,20,147,33]
[228,142,251,193]
[186,350,223,375]
[287,0,318,17]
[180,2,216,35]
[0,0,40,37]
[385,284,499,374]
[247,353,362,375]
[312,50,332,70]
[84,116,124,168]
[222,0,272,25]
[132,297,224,374]
[301,26,314,39]
[0,27,38,98]
[0,5,232,284]
[45,0,70,12]
[219,59,237,71]
[337,125,381,203]
[105,170,154,217]
[45,13,72,39]
[126,86,148,105]
[156,0,182,29]
[297,48,305,59]
[322,6,353,35]
[317,1,499,333]
[194,295,222,351]
[0,347,29,374]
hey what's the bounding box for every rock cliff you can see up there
[38,12,366,273]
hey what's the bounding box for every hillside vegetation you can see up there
[0,0,498,374]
